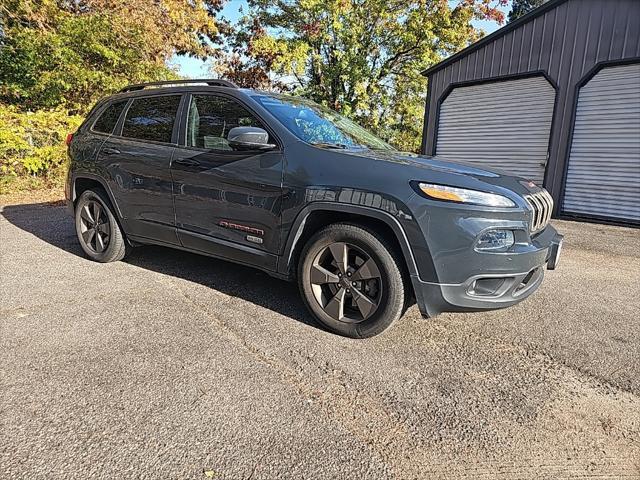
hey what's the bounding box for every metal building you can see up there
[421,0,640,224]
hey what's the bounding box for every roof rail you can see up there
[119,79,239,93]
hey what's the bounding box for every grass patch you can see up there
[0,168,66,196]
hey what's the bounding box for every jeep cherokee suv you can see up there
[66,79,563,338]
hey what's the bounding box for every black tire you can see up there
[75,189,127,263]
[298,223,406,338]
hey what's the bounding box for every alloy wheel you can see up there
[79,200,111,254]
[309,242,383,323]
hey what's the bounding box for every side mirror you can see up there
[228,127,276,151]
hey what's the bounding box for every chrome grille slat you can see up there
[545,191,554,225]
[524,189,554,233]
[543,191,554,226]
[531,195,543,231]
[539,194,548,229]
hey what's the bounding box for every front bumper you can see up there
[412,227,563,317]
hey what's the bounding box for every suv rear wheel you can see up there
[75,189,127,263]
[298,223,406,338]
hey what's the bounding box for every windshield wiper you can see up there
[311,142,348,149]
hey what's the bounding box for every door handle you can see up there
[102,147,120,155]
[173,158,201,167]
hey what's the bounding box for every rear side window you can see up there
[122,95,181,143]
[93,100,127,134]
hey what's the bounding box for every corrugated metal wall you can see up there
[422,0,640,216]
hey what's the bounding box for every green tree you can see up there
[508,0,548,23]
[217,0,507,151]
[0,0,223,112]
[0,0,224,188]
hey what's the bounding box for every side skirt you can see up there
[127,232,289,281]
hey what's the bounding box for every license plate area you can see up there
[547,237,563,270]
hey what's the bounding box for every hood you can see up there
[339,148,543,196]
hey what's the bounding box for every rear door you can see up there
[98,94,184,245]
[171,93,284,270]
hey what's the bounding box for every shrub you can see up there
[0,105,83,186]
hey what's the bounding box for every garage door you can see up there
[435,76,555,185]
[562,63,640,222]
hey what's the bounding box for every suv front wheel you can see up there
[75,189,128,263]
[298,223,406,338]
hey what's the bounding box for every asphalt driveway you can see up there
[1,201,639,479]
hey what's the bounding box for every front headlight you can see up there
[417,182,516,208]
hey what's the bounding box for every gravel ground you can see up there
[1,201,639,479]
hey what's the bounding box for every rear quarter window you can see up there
[92,100,127,134]
[121,95,181,143]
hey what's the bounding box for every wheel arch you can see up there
[71,174,123,219]
[278,203,420,283]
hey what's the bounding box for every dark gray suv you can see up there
[65,79,563,338]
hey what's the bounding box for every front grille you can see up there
[524,189,553,233]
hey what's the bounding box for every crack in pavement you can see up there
[165,276,640,479]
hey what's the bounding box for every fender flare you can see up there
[277,202,420,278]
[71,173,124,220]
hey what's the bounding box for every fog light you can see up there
[469,278,507,296]
[475,230,515,252]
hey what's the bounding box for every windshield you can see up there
[254,94,395,151]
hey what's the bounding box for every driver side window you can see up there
[186,95,267,150]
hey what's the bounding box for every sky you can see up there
[170,0,512,79]
[169,0,246,78]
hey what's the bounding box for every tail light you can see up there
[65,133,74,147]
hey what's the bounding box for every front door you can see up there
[171,93,284,270]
